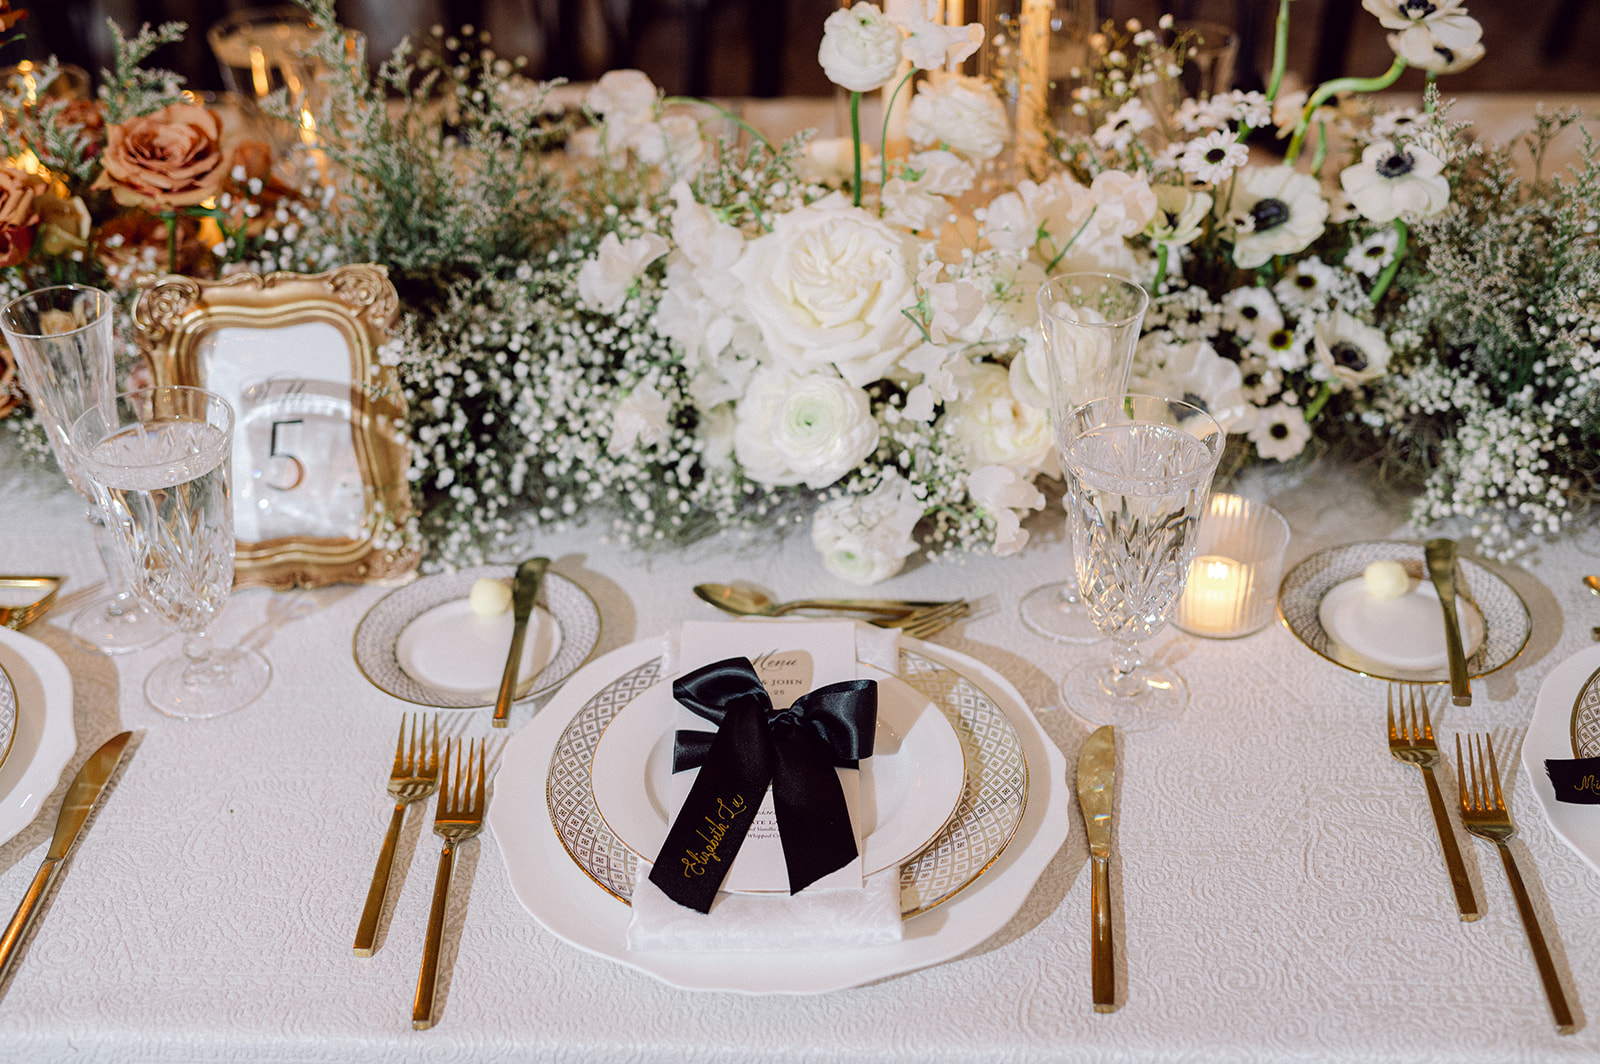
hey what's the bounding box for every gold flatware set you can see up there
[693,583,970,638]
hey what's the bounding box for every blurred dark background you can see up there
[4,0,1597,100]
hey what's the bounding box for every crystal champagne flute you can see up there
[0,285,166,653]
[1057,394,1225,731]
[71,386,271,719]
[1018,273,1149,643]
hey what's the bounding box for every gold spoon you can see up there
[1584,575,1600,597]
[693,583,951,618]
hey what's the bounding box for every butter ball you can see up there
[1363,559,1410,599]
[469,577,513,617]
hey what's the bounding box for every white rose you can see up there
[906,72,1009,160]
[577,231,670,313]
[608,381,672,456]
[948,361,1054,474]
[810,469,924,585]
[732,197,922,386]
[732,367,881,488]
[818,3,905,92]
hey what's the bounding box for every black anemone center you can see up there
[1240,305,1260,319]
[1434,44,1456,63]
[1330,342,1369,372]
[1182,392,1209,412]
[1400,0,1437,17]
[1376,151,1415,178]
[1269,422,1290,440]
[1250,197,1290,232]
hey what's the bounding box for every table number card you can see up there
[671,620,865,894]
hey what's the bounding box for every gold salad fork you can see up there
[414,738,487,1031]
[354,714,439,957]
[1456,733,1576,1035]
[882,600,970,639]
[1386,684,1478,920]
[0,576,63,630]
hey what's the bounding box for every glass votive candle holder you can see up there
[1173,494,1291,639]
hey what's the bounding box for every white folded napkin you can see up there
[628,619,905,951]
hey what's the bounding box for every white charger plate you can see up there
[589,665,965,889]
[0,660,16,774]
[0,625,77,845]
[1317,578,1486,672]
[489,633,1070,994]
[1523,643,1600,876]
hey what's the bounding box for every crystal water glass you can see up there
[71,386,271,719]
[1019,273,1148,644]
[0,285,165,654]
[1058,394,1225,731]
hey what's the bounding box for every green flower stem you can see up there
[1424,71,1436,111]
[1310,118,1329,174]
[662,96,776,155]
[1302,382,1333,422]
[850,90,863,208]
[1152,243,1170,291]
[1264,0,1293,106]
[1285,56,1406,164]
[879,68,917,204]
[1368,218,1408,306]
[162,211,178,274]
[1044,205,1098,273]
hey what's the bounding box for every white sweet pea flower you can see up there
[966,464,1045,556]
[731,197,922,386]
[887,0,985,69]
[915,261,984,343]
[906,72,1009,160]
[577,231,671,313]
[902,149,975,196]
[1339,140,1449,223]
[810,469,925,585]
[795,137,876,188]
[1146,184,1213,249]
[1089,171,1158,238]
[1312,309,1393,385]
[1386,20,1484,73]
[1225,166,1329,270]
[949,252,1046,345]
[607,381,672,456]
[1131,338,1255,433]
[667,181,742,271]
[585,69,658,119]
[900,342,969,422]
[1248,402,1313,461]
[947,361,1054,474]
[818,3,905,92]
[879,151,974,232]
[631,113,705,177]
[732,367,881,489]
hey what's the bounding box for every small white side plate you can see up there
[1318,578,1485,672]
[395,601,561,698]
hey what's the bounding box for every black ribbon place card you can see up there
[647,656,877,914]
[1545,757,1600,804]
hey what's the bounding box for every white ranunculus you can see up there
[1132,338,1255,433]
[1339,140,1449,223]
[731,197,922,386]
[818,3,905,92]
[577,231,671,313]
[732,367,881,488]
[632,114,705,176]
[947,361,1054,474]
[585,70,658,119]
[904,149,975,196]
[1226,166,1329,270]
[896,10,984,69]
[810,468,925,584]
[966,464,1045,556]
[1313,309,1393,385]
[608,381,672,456]
[906,72,1009,160]
[1248,402,1313,461]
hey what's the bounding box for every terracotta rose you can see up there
[0,166,38,269]
[93,103,229,211]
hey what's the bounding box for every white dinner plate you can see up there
[1317,577,1485,672]
[1523,644,1600,877]
[489,632,1071,994]
[0,660,16,774]
[0,625,77,845]
[352,565,601,709]
[589,666,965,888]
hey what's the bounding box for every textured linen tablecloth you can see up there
[2,444,1600,1064]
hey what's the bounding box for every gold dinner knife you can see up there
[1077,725,1117,1013]
[1424,539,1472,706]
[492,557,550,728]
[0,730,134,984]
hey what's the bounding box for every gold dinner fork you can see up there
[1386,684,1478,920]
[414,737,488,1031]
[354,714,439,957]
[881,600,970,639]
[0,576,62,630]
[1455,732,1576,1035]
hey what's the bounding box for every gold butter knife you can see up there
[492,557,550,728]
[0,731,134,984]
[1076,725,1117,1013]
[1424,539,1472,706]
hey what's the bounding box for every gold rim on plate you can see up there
[0,661,15,775]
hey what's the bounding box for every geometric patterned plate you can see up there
[351,564,601,709]
[0,661,14,774]
[545,645,1027,917]
[1571,664,1600,757]
[1278,539,1531,685]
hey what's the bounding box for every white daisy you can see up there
[1178,130,1249,185]
[1093,98,1156,152]
[1344,227,1400,277]
[1220,286,1285,338]
[1273,257,1344,310]
[1248,402,1313,461]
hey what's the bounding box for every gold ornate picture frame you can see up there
[134,266,419,590]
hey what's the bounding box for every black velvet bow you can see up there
[646,656,877,913]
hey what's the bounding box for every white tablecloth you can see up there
[2,444,1599,1063]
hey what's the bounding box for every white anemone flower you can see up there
[1312,309,1394,385]
[1248,402,1313,461]
[1339,140,1449,223]
[1386,16,1485,74]
[1220,286,1284,338]
[1226,167,1329,269]
[1146,185,1212,249]
[1133,338,1256,432]
[1361,0,1469,31]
